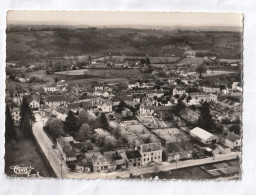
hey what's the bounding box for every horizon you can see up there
[7,11,243,29]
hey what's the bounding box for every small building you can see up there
[11,107,21,125]
[203,85,220,94]
[224,132,241,149]
[138,143,162,166]
[190,127,219,144]
[40,105,52,117]
[210,93,218,102]
[121,150,142,167]
[56,136,77,163]
[173,87,186,96]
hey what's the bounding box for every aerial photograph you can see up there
[5,11,242,180]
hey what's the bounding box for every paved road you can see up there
[32,113,241,179]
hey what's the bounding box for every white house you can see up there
[138,143,162,166]
[224,132,241,149]
[11,108,21,124]
[29,99,40,110]
[45,96,67,107]
[44,86,58,93]
[210,93,218,102]
[190,127,219,144]
[173,87,186,96]
[203,85,220,94]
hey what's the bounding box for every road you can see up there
[32,113,241,179]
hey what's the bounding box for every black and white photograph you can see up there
[5,11,243,180]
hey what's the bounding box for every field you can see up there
[53,68,145,79]
[6,28,242,63]
[152,128,190,142]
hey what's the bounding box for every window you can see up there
[144,154,146,156]
[151,153,153,155]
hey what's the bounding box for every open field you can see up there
[54,68,145,79]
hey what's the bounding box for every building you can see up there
[210,93,218,102]
[45,96,67,107]
[40,105,52,117]
[56,136,77,163]
[190,127,219,144]
[28,97,40,111]
[232,82,242,92]
[121,150,142,167]
[11,107,21,124]
[91,154,115,172]
[138,143,162,166]
[224,132,241,149]
[173,87,186,96]
[203,85,220,93]
[44,86,58,93]
[166,142,194,162]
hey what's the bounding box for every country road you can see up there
[32,113,241,179]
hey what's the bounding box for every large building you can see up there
[190,127,219,144]
[138,143,162,166]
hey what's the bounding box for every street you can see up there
[32,113,241,179]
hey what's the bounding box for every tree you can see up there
[55,77,58,83]
[78,123,93,140]
[198,101,214,130]
[20,97,35,138]
[98,113,109,130]
[45,117,65,140]
[117,100,127,113]
[174,99,186,115]
[77,109,90,127]
[64,110,77,132]
[196,64,206,78]
[229,125,240,135]
[5,105,16,142]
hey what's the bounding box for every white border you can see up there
[1,1,256,195]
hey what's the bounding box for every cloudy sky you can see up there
[7,11,243,27]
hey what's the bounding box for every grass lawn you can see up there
[5,128,55,178]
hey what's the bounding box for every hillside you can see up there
[6,27,242,62]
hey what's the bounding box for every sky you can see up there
[7,11,243,28]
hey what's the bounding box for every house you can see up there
[210,93,218,102]
[76,158,91,173]
[190,127,219,144]
[11,107,21,124]
[94,85,104,91]
[93,90,110,98]
[97,99,112,113]
[40,105,52,117]
[139,104,174,117]
[56,136,77,163]
[91,153,115,172]
[173,87,186,96]
[120,150,142,167]
[166,142,194,162]
[45,95,67,107]
[138,143,162,166]
[27,97,40,111]
[127,81,140,89]
[44,86,58,93]
[232,82,242,92]
[203,85,220,93]
[51,109,68,121]
[224,132,241,149]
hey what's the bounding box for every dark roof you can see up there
[226,132,240,142]
[67,102,82,109]
[125,150,142,159]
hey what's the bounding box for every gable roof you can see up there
[226,132,240,142]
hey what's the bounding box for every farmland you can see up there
[6,27,242,64]
[53,68,145,79]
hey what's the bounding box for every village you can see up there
[5,51,242,179]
